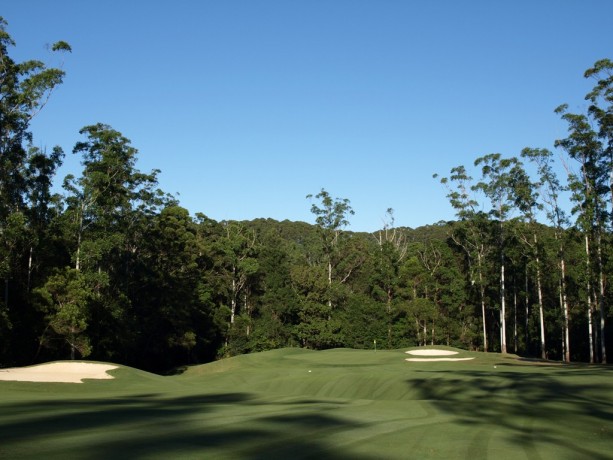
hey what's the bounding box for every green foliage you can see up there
[0,17,70,365]
[35,268,93,358]
[306,188,354,232]
[295,300,344,349]
[0,14,612,370]
[341,294,389,348]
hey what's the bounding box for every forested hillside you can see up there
[1,18,611,372]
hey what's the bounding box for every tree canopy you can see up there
[0,17,611,371]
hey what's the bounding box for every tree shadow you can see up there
[406,367,613,459]
[0,391,374,459]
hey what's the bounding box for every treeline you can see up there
[1,19,612,372]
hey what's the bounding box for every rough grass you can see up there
[1,347,612,459]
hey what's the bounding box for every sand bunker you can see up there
[0,362,118,383]
[404,349,474,362]
[406,349,459,356]
[405,357,475,362]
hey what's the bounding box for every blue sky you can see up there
[3,1,612,231]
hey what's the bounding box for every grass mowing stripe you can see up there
[1,347,612,459]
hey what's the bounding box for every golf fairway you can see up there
[1,347,611,459]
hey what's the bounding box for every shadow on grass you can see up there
[406,367,613,459]
[0,391,373,459]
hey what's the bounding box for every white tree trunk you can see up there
[500,259,507,354]
[230,268,237,325]
[477,253,487,352]
[560,255,570,363]
[536,260,546,360]
[513,287,518,354]
[596,234,607,363]
[585,234,594,364]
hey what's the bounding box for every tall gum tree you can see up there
[435,166,490,351]
[306,188,354,309]
[583,59,613,364]
[372,208,408,347]
[474,154,523,354]
[215,221,259,354]
[556,105,608,363]
[522,147,571,362]
[59,124,165,361]
[66,123,162,272]
[0,17,70,360]
[509,157,547,359]
[551,58,613,363]
[295,189,354,349]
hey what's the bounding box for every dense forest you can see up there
[1,18,612,372]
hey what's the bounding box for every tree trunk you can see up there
[230,267,237,325]
[513,285,518,354]
[27,246,33,292]
[387,288,392,347]
[477,253,487,352]
[500,258,507,354]
[560,249,570,363]
[596,233,607,363]
[525,263,530,354]
[585,234,594,364]
[244,291,251,337]
[431,322,434,346]
[327,259,332,308]
[75,201,85,271]
[70,331,75,360]
[536,259,546,359]
[3,278,8,310]
[423,321,427,347]
[499,218,507,355]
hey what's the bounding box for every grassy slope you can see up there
[1,348,612,459]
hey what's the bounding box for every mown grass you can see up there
[1,347,612,459]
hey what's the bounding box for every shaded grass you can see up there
[1,347,612,459]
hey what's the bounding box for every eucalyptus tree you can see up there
[394,236,463,348]
[509,158,549,359]
[371,208,408,346]
[58,124,166,361]
[435,166,490,351]
[219,222,259,330]
[521,147,572,362]
[415,238,466,347]
[0,17,70,359]
[581,59,613,363]
[306,188,355,308]
[23,145,65,285]
[249,232,300,351]
[66,123,162,272]
[289,189,355,349]
[0,16,70,219]
[585,60,613,207]
[555,57,613,363]
[398,249,431,346]
[555,104,609,363]
[474,154,523,354]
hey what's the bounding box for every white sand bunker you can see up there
[0,362,118,383]
[405,357,475,362]
[404,349,474,362]
[406,349,459,356]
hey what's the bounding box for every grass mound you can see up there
[1,348,611,459]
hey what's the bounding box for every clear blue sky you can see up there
[3,1,612,232]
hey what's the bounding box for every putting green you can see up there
[1,348,611,459]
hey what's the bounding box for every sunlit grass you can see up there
[1,348,612,459]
